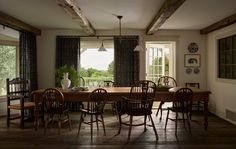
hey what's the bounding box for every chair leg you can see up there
[117,114,122,135]
[7,108,10,127]
[128,116,133,141]
[175,112,178,135]
[77,113,84,136]
[165,109,170,130]
[100,114,106,136]
[186,113,191,134]
[67,113,72,131]
[90,114,93,141]
[20,109,24,129]
[149,115,158,140]
[44,115,49,135]
[182,111,185,129]
[156,101,164,120]
[58,115,61,134]
[144,115,147,132]
[95,114,99,131]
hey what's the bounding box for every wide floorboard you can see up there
[0,110,236,149]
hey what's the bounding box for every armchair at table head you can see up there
[6,77,35,129]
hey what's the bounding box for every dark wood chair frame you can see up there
[156,76,177,120]
[185,82,204,112]
[165,87,193,134]
[117,80,158,141]
[6,78,35,129]
[42,88,71,134]
[77,88,108,141]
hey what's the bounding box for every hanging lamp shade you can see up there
[134,44,145,52]
[98,41,107,52]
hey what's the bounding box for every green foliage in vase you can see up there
[55,65,79,87]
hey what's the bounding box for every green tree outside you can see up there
[0,45,16,95]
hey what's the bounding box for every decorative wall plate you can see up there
[188,42,199,53]
[194,68,200,74]
[186,68,192,74]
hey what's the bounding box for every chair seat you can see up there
[8,102,35,110]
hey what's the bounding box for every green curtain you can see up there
[114,36,139,87]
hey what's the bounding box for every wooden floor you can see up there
[1,110,236,149]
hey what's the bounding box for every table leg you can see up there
[204,100,208,130]
[34,104,39,130]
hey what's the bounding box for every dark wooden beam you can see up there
[146,0,186,35]
[0,11,41,35]
[57,0,95,35]
[200,13,236,34]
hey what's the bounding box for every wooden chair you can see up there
[156,76,177,120]
[42,88,71,134]
[6,78,35,129]
[165,87,193,134]
[117,80,158,141]
[100,80,117,115]
[77,88,108,141]
[185,82,203,112]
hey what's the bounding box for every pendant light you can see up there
[98,40,107,52]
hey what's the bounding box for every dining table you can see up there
[32,86,211,130]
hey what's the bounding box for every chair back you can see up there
[6,78,30,100]
[126,80,156,115]
[158,76,177,87]
[80,77,85,87]
[42,88,65,114]
[185,82,200,88]
[87,88,108,113]
[100,80,115,87]
[173,87,193,113]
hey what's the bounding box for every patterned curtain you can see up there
[114,36,139,87]
[55,36,81,111]
[19,31,38,91]
[56,36,80,70]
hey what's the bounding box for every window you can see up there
[80,39,114,86]
[0,40,19,96]
[146,41,175,82]
[218,34,236,79]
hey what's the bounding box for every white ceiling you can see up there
[0,0,236,32]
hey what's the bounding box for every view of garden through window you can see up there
[80,48,114,87]
[0,45,17,96]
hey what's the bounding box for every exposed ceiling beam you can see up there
[200,13,236,34]
[146,0,186,35]
[0,11,41,35]
[57,0,95,35]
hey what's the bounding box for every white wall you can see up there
[206,23,236,124]
[141,30,207,88]
[37,29,206,89]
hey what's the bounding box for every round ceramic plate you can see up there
[186,68,192,74]
[188,42,198,53]
[194,68,200,74]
